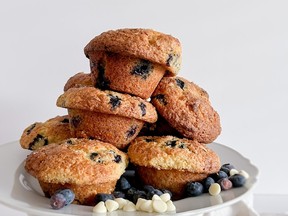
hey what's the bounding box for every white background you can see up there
[1,0,288,203]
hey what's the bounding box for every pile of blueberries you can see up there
[186,163,247,197]
[49,163,247,210]
[95,176,172,205]
[94,163,247,204]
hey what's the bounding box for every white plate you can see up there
[0,141,258,216]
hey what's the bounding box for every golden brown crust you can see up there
[127,136,221,173]
[84,28,182,75]
[56,87,157,123]
[64,72,94,91]
[25,138,128,185]
[89,51,166,99]
[151,77,221,143]
[39,180,116,206]
[20,115,72,150]
[68,109,144,149]
[137,167,208,199]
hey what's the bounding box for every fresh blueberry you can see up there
[229,174,246,187]
[220,163,236,175]
[132,190,147,204]
[210,170,228,181]
[50,193,66,209]
[160,189,173,198]
[116,176,131,191]
[126,187,137,201]
[143,185,155,193]
[57,189,75,206]
[202,177,215,192]
[146,189,163,200]
[112,191,126,199]
[94,193,114,204]
[186,182,204,197]
[217,178,233,190]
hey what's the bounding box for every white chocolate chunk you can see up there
[152,199,167,213]
[105,199,119,212]
[166,200,176,212]
[114,198,128,210]
[239,170,250,179]
[123,201,136,212]
[93,201,107,213]
[209,183,221,196]
[229,168,239,176]
[160,193,171,202]
[140,200,153,213]
[136,198,147,210]
[152,194,161,201]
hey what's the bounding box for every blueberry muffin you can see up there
[84,28,182,99]
[127,136,221,199]
[151,77,221,144]
[63,72,95,91]
[20,115,72,150]
[25,138,128,206]
[56,87,158,149]
[87,51,167,99]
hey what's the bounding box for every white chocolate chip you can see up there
[152,199,167,213]
[160,193,171,202]
[140,200,153,213]
[239,170,250,179]
[105,199,119,212]
[114,198,128,210]
[166,200,176,212]
[229,168,239,176]
[123,201,136,212]
[93,201,107,213]
[209,183,221,196]
[152,194,161,201]
[136,198,147,210]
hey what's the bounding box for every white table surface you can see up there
[0,194,287,216]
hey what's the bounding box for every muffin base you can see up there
[136,166,208,200]
[89,51,167,99]
[68,109,144,149]
[39,180,116,206]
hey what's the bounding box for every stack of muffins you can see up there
[21,28,222,205]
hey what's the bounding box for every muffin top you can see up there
[57,87,158,123]
[151,76,221,143]
[84,28,182,75]
[64,72,94,91]
[20,115,72,150]
[127,136,221,174]
[25,138,128,185]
